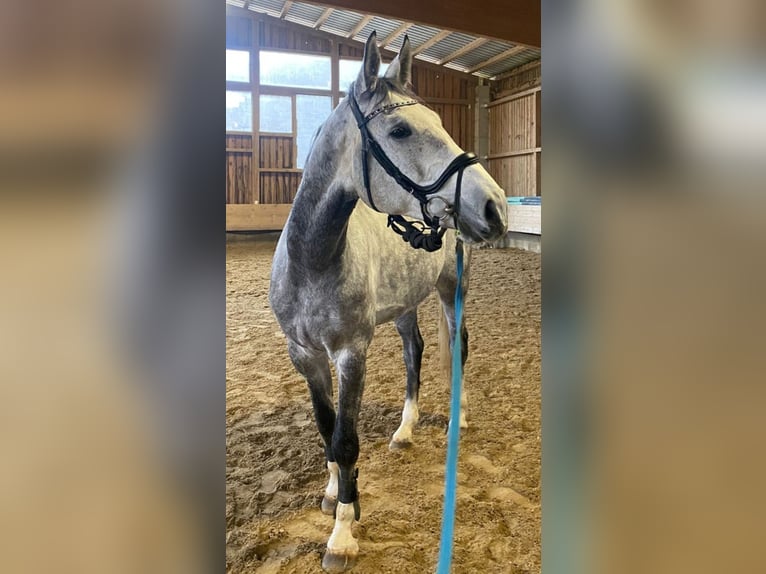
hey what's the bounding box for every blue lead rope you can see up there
[436,239,464,574]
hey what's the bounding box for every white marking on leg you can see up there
[326,502,359,556]
[325,461,339,501]
[392,398,419,445]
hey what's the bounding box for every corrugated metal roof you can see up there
[228,0,539,79]
[482,50,540,76]
[393,24,442,53]
[284,3,325,27]
[247,0,284,18]
[419,32,475,62]
[321,9,364,36]
[452,41,510,70]
[353,17,401,44]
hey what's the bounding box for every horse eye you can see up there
[389,126,411,139]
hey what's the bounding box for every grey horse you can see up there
[269,32,508,572]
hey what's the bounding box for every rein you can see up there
[349,91,479,252]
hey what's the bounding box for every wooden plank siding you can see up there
[486,59,541,197]
[257,19,333,53]
[259,173,302,204]
[492,60,541,99]
[225,134,253,204]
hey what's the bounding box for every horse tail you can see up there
[438,301,451,379]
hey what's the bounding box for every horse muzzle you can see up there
[457,196,508,243]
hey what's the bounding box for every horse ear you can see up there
[399,35,413,86]
[384,35,413,87]
[357,31,381,94]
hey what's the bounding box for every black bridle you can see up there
[349,91,479,252]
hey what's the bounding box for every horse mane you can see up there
[304,123,324,166]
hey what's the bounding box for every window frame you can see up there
[227,22,392,205]
[226,46,339,174]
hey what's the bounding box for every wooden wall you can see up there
[487,60,541,197]
[226,9,477,212]
[492,60,541,98]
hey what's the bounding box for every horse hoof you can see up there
[389,439,413,451]
[322,550,357,572]
[321,496,337,516]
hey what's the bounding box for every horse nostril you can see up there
[484,199,503,229]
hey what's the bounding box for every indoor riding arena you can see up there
[225,2,541,573]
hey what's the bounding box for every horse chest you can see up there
[272,273,374,348]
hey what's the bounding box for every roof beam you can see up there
[437,37,489,65]
[467,45,526,74]
[313,7,334,29]
[411,30,450,56]
[492,58,540,82]
[347,14,374,38]
[307,0,540,47]
[279,1,293,19]
[380,22,412,48]
[243,0,251,9]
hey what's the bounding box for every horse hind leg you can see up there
[390,309,423,450]
[286,341,338,515]
[437,277,470,430]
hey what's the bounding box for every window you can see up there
[339,59,390,92]
[260,51,331,90]
[226,49,250,82]
[296,95,332,169]
[259,95,292,133]
[226,91,252,131]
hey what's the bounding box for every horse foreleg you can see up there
[323,348,366,573]
[286,342,339,514]
[390,310,423,450]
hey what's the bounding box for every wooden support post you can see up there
[474,83,490,171]
[331,39,340,108]
[251,16,260,204]
[291,94,298,171]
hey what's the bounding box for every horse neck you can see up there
[286,103,359,269]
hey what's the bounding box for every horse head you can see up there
[348,32,508,245]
